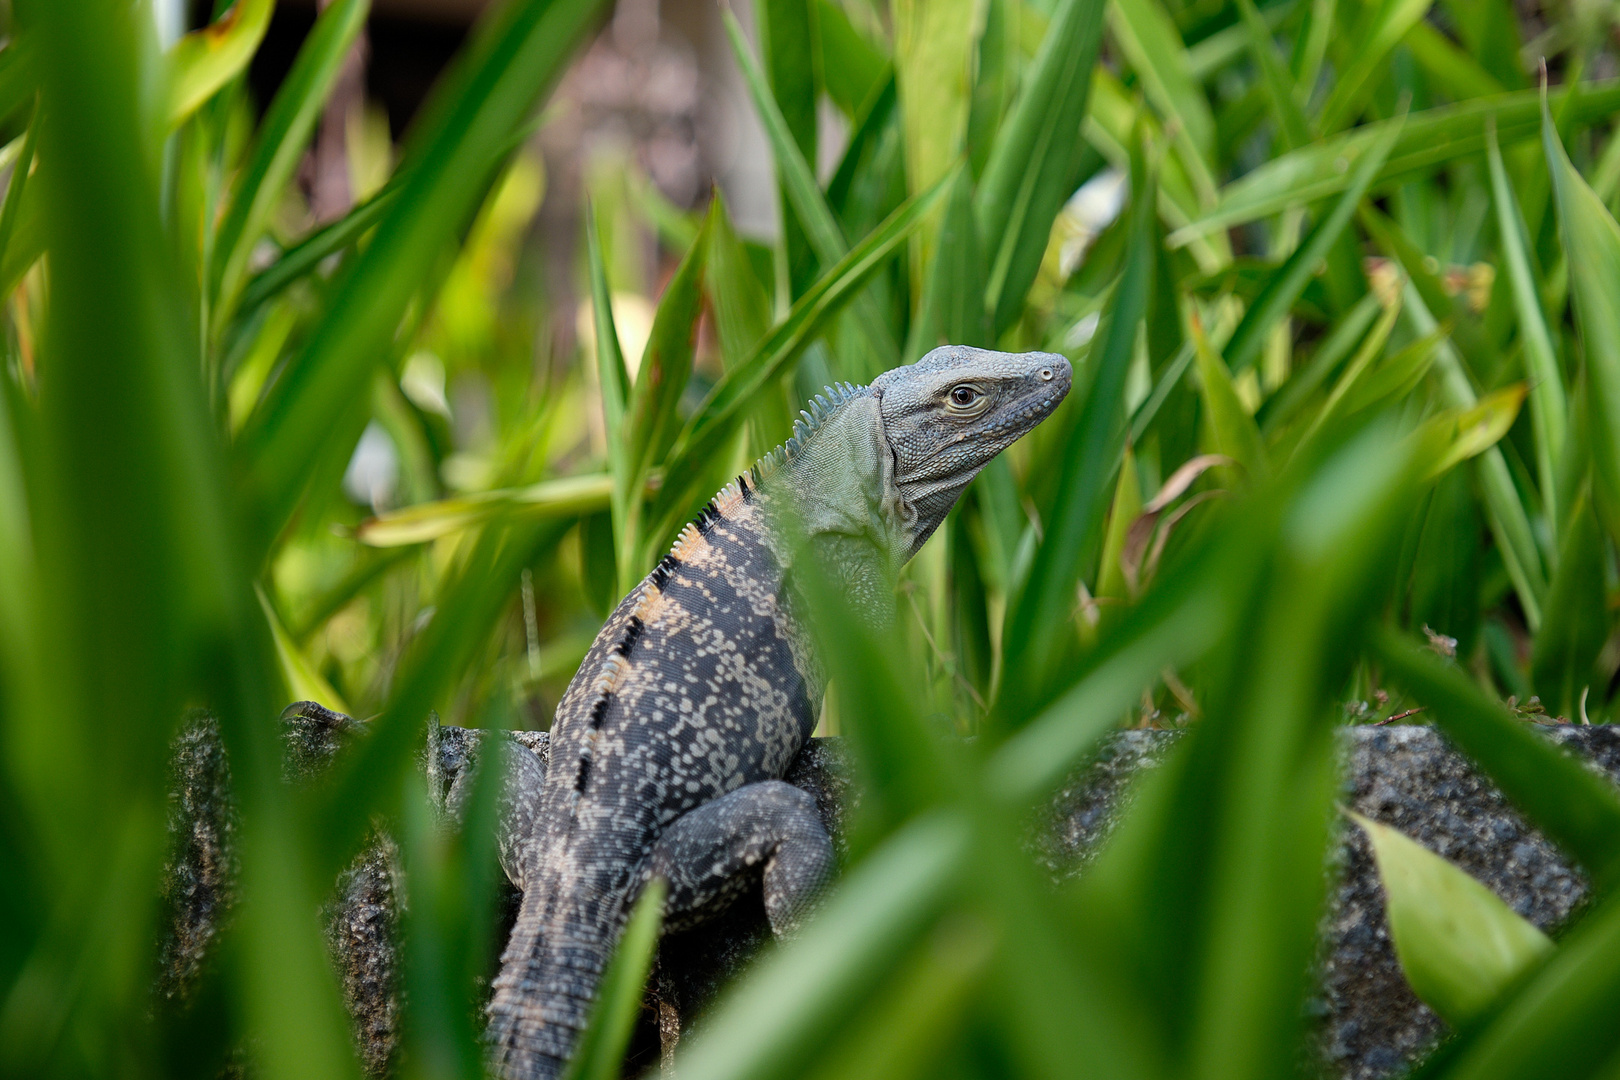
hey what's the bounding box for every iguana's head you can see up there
[873,345,1071,556]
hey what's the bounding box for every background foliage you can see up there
[3,0,1620,1077]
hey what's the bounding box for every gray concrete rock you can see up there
[160,718,1620,1078]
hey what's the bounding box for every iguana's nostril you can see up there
[1040,368,1054,381]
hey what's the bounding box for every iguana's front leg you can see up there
[646,781,835,937]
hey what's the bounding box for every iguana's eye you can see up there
[949,385,980,407]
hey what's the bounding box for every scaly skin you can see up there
[486,346,1072,1079]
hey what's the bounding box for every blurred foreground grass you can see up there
[4,0,1620,1076]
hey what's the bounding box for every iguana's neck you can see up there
[748,384,910,614]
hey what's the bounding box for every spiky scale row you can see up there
[748,382,866,490]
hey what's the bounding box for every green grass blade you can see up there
[1191,320,1270,481]
[586,201,631,557]
[1544,93,1620,548]
[723,7,898,371]
[998,149,1154,714]
[211,0,370,325]
[1315,0,1431,132]
[23,3,356,1076]
[1222,109,1403,374]
[237,0,608,544]
[1487,121,1567,534]
[1372,628,1620,890]
[618,209,710,583]
[816,0,888,118]
[0,111,39,279]
[905,167,988,358]
[1530,485,1609,720]
[233,182,399,320]
[1234,0,1310,150]
[975,0,1107,333]
[562,880,666,1080]
[1108,0,1216,193]
[1398,279,1547,627]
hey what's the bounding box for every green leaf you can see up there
[257,585,350,715]
[1487,121,1567,534]
[1222,108,1403,374]
[755,0,820,298]
[166,0,274,128]
[1350,811,1552,1028]
[1234,0,1310,150]
[211,0,371,324]
[975,0,1107,333]
[562,880,666,1080]
[237,0,609,544]
[1545,95,1620,548]
[1373,629,1620,891]
[1396,278,1547,628]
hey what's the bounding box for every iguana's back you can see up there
[488,477,819,1076]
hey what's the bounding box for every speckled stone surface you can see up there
[162,719,1620,1078]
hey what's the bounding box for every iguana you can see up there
[480,345,1070,1077]
[316,346,1069,1077]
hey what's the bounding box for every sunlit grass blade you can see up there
[1544,94,1620,547]
[562,879,665,1080]
[1417,385,1526,481]
[1350,811,1551,1028]
[1287,296,1403,454]
[237,0,609,544]
[233,182,399,321]
[1418,892,1620,1080]
[1222,109,1402,374]
[211,0,370,326]
[258,584,350,714]
[1372,628,1620,890]
[166,0,274,128]
[354,473,614,546]
[1259,293,1383,435]
[975,0,1107,333]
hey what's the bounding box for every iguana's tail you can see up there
[487,887,620,1080]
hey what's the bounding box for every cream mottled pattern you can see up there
[484,347,1073,1079]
